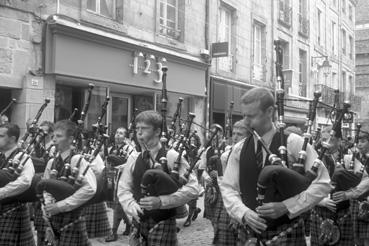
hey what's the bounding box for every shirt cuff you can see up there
[235,206,251,224]
[159,195,170,208]
[56,200,69,213]
[282,197,300,219]
[345,190,355,200]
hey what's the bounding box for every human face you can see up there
[52,129,73,152]
[40,125,53,142]
[232,127,248,144]
[358,138,369,155]
[136,122,160,148]
[0,127,15,152]
[115,128,126,145]
[320,132,340,153]
[241,101,273,136]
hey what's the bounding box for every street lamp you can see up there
[311,55,332,88]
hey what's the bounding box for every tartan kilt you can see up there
[351,199,369,241]
[50,209,90,246]
[212,197,237,246]
[34,201,46,232]
[139,217,178,246]
[310,206,353,246]
[237,217,306,246]
[204,184,218,221]
[83,202,111,238]
[0,203,35,246]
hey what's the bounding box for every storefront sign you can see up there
[130,51,167,84]
[211,42,229,58]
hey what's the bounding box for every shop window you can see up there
[87,0,115,19]
[54,86,74,122]
[159,0,184,41]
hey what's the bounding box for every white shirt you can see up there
[220,125,331,223]
[118,143,199,219]
[0,146,35,200]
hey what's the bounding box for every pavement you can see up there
[89,196,213,246]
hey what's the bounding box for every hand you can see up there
[139,196,162,211]
[44,203,62,216]
[130,202,143,222]
[332,191,347,203]
[256,202,288,219]
[323,198,337,212]
[242,210,267,234]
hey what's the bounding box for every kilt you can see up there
[310,206,353,246]
[204,184,218,221]
[33,202,46,246]
[139,217,177,246]
[352,200,369,242]
[50,209,90,246]
[212,197,237,246]
[0,203,35,246]
[83,202,111,238]
[237,217,306,246]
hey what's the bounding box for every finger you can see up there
[257,209,274,217]
[249,216,267,231]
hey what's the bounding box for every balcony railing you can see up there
[314,84,361,113]
[298,13,309,37]
[278,0,292,27]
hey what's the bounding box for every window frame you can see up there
[86,0,116,19]
[217,5,233,72]
[159,0,180,39]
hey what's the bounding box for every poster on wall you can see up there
[133,95,154,113]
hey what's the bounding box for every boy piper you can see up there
[118,110,199,245]
[0,123,35,246]
[220,88,331,245]
[42,120,96,246]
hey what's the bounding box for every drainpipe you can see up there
[204,0,211,132]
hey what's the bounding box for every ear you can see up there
[265,105,274,118]
[154,127,161,137]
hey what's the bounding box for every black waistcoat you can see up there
[0,148,22,169]
[239,133,289,210]
[52,153,73,180]
[131,148,176,222]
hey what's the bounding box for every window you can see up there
[218,6,233,72]
[332,72,337,88]
[342,0,346,14]
[253,23,266,80]
[298,0,309,36]
[317,8,322,45]
[87,0,115,18]
[279,41,290,69]
[342,28,346,54]
[349,35,353,59]
[279,0,292,26]
[331,21,336,54]
[159,0,180,39]
[299,50,307,97]
[333,0,337,7]
[349,4,353,21]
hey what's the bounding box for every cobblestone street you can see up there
[89,197,213,246]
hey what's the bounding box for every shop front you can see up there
[44,15,207,135]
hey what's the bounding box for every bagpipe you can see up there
[36,88,115,208]
[0,98,52,206]
[248,41,326,233]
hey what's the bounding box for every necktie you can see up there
[256,140,263,168]
[0,152,6,169]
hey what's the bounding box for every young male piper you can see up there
[0,123,35,246]
[118,110,199,245]
[220,88,331,245]
[42,120,96,246]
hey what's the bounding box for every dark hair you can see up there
[40,121,54,134]
[0,123,20,142]
[135,110,162,131]
[54,120,77,137]
[241,87,275,111]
